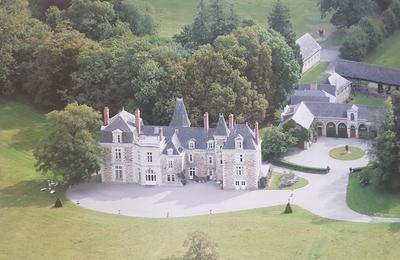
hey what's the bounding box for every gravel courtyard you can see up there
[67,138,400,223]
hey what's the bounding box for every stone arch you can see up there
[358,124,368,139]
[326,122,336,137]
[337,123,348,138]
[350,125,357,138]
[316,121,324,136]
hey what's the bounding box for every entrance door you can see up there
[145,169,157,185]
[235,180,240,190]
[317,127,323,137]
[350,126,356,138]
[240,181,246,190]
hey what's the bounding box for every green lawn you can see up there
[349,95,385,107]
[300,62,329,84]
[268,171,308,190]
[3,99,400,259]
[347,173,400,218]
[364,31,400,70]
[329,146,365,160]
[145,0,330,37]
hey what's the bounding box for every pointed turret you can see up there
[169,98,191,127]
[214,114,230,136]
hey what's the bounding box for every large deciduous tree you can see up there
[320,0,374,28]
[261,126,297,160]
[34,103,103,185]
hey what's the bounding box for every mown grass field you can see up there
[300,62,329,84]
[349,95,385,107]
[364,31,400,69]
[145,0,330,37]
[329,146,365,161]
[347,173,400,218]
[2,99,400,259]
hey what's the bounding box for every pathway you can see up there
[66,138,400,223]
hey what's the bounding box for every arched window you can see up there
[350,113,355,121]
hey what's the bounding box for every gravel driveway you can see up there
[66,138,400,223]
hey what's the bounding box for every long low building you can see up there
[281,102,384,139]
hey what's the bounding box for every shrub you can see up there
[359,17,384,50]
[340,25,369,60]
[258,177,267,189]
[54,198,63,208]
[283,202,293,214]
[271,159,329,174]
[381,8,398,35]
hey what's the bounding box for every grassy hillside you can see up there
[146,0,330,37]
[364,31,400,69]
[2,98,400,259]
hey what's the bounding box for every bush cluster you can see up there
[271,159,329,174]
[340,0,400,60]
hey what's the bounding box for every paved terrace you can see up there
[67,138,400,223]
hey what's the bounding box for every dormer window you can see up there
[207,141,214,149]
[235,135,243,149]
[112,129,123,143]
[188,140,195,149]
[350,113,355,121]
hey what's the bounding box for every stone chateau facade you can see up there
[99,98,262,190]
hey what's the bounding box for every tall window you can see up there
[189,140,195,149]
[117,134,121,143]
[208,156,213,165]
[189,167,196,177]
[236,140,243,149]
[115,165,123,180]
[239,154,243,163]
[168,160,174,169]
[351,113,355,121]
[236,166,244,176]
[189,154,193,163]
[208,169,213,177]
[207,141,214,149]
[112,130,123,143]
[145,169,156,182]
[167,174,176,182]
[115,148,122,160]
[147,152,153,163]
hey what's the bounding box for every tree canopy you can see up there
[34,103,103,184]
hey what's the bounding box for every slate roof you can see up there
[290,95,330,105]
[214,114,230,136]
[298,84,336,96]
[280,102,315,129]
[296,33,322,61]
[335,59,400,87]
[328,72,351,93]
[169,98,191,127]
[303,102,384,120]
[101,100,258,152]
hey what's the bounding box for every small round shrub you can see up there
[54,198,63,208]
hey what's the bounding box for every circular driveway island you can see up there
[66,138,400,223]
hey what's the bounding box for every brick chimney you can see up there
[203,112,209,134]
[255,121,260,144]
[103,107,109,126]
[228,114,234,130]
[135,108,141,135]
[159,127,164,140]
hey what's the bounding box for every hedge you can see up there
[271,159,329,174]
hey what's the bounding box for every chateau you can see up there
[99,98,262,190]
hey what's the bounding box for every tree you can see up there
[24,25,95,108]
[64,0,119,41]
[359,17,384,50]
[174,0,239,50]
[110,0,158,36]
[340,25,369,60]
[320,0,374,28]
[183,231,218,260]
[34,103,103,185]
[370,98,400,191]
[261,126,297,160]
[267,0,302,71]
[381,7,398,35]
